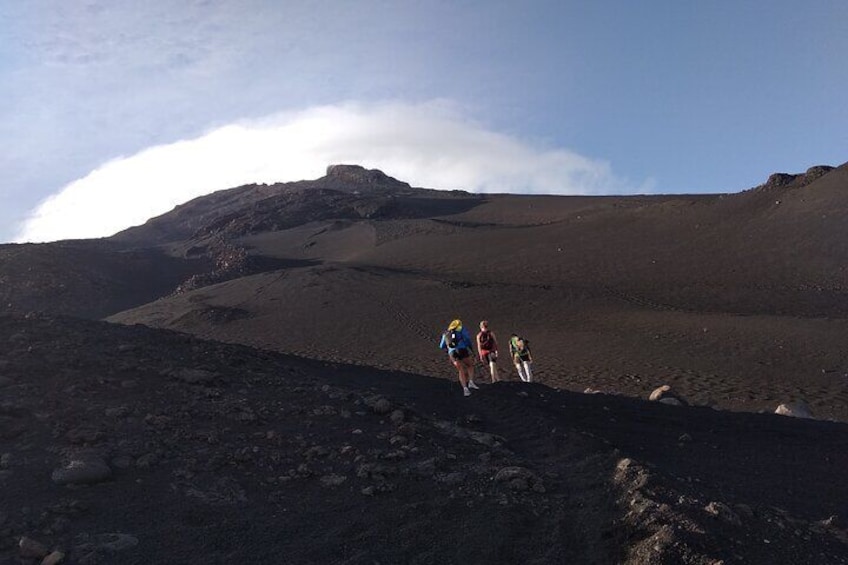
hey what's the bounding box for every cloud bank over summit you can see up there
[16,101,643,243]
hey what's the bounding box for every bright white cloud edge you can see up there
[15,100,644,243]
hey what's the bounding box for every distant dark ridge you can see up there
[754,165,835,192]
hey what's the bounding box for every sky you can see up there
[2,1,847,243]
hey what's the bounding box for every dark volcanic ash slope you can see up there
[106,163,848,421]
[5,163,848,420]
[2,314,848,564]
[1,165,482,318]
[0,241,208,319]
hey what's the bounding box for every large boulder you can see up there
[649,385,688,406]
[775,401,814,419]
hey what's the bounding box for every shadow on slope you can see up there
[1,315,846,564]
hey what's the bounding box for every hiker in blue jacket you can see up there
[439,319,479,397]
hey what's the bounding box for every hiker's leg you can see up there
[523,361,533,383]
[489,361,498,383]
[465,357,479,388]
[455,361,468,387]
[515,363,527,382]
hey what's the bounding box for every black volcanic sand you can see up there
[95,164,848,422]
[3,164,848,563]
[2,314,848,564]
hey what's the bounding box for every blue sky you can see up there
[2,1,846,242]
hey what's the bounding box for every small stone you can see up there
[65,427,105,445]
[438,472,465,485]
[361,486,375,496]
[19,536,49,559]
[658,397,682,406]
[89,532,139,552]
[135,453,159,468]
[510,478,529,491]
[41,550,66,565]
[104,406,130,418]
[319,474,347,487]
[494,466,543,492]
[389,409,405,425]
[51,458,112,485]
[171,368,217,384]
[0,453,11,469]
[616,458,633,471]
[369,397,392,415]
[705,501,742,526]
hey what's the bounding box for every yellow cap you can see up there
[448,319,462,330]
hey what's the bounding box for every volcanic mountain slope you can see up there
[99,163,848,421]
[0,240,208,319]
[4,163,848,420]
[1,314,847,564]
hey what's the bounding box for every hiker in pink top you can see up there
[476,320,500,383]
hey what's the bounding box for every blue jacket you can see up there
[439,326,473,356]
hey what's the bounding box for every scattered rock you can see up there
[365,396,393,415]
[734,504,754,520]
[135,453,159,468]
[320,474,347,487]
[312,405,337,416]
[775,401,814,419]
[436,472,465,485]
[432,420,504,447]
[170,368,218,384]
[65,427,105,445]
[19,536,49,559]
[649,385,688,406]
[41,550,66,565]
[493,466,545,492]
[705,501,742,526]
[74,533,139,563]
[51,458,112,485]
[104,406,130,418]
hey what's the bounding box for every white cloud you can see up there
[15,100,639,243]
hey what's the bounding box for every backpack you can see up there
[513,336,529,355]
[445,329,459,349]
[479,330,494,351]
